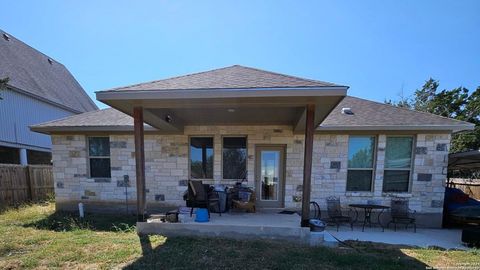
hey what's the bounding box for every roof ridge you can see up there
[0,29,64,68]
[235,65,344,87]
[104,65,238,92]
[101,65,347,92]
[348,96,473,125]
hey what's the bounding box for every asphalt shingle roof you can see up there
[320,96,473,129]
[103,65,345,92]
[31,96,473,133]
[0,29,97,113]
[30,108,153,132]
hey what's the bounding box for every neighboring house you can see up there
[31,65,474,227]
[0,29,97,164]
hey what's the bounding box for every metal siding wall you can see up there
[0,89,74,150]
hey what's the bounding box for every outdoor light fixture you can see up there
[165,115,173,123]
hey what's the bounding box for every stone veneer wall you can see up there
[311,133,450,227]
[52,126,305,212]
[52,128,450,226]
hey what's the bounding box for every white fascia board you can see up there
[96,87,348,101]
[317,124,475,132]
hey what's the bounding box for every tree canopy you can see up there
[386,78,480,153]
[0,77,9,100]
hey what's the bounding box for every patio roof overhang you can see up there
[96,87,348,134]
[96,85,348,224]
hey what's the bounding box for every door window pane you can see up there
[222,137,247,179]
[261,151,279,201]
[347,136,375,191]
[190,137,214,179]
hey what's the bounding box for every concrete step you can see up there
[137,221,312,244]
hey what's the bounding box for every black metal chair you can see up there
[326,196,353,231]
[310,201,321,219]
[186,180,221,217]
[387,199,416,232]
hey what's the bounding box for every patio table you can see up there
[348,204,390,232]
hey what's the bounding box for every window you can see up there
[87,137,111,178]
[222,137,247,180]
[346,136,376,191]
[190,137,214,179]
[383,136,414,192]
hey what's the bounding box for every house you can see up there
[31,65,474,228]
[0,29,97,165]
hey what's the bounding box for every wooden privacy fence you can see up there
[0,164,54,206]
[455,184,480,200]
[448,178,480,200]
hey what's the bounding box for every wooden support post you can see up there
[133,107,146,221]
[301,104,315,227]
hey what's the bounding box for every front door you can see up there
[255,145,286,208]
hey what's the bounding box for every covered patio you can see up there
[96,66,349,228]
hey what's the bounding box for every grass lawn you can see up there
[0,203,479,269]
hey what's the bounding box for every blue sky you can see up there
[1,0,479,109]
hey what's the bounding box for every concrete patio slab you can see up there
[137,211,467,249]
[327,225,466,250]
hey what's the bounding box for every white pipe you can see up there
[78,203,84,218]
[19,148,28,165]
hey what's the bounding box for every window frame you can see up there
[346,135,377,192]
[86,136,111,179]
[382,135,416,193]
[221,135,248,181]
[188,135,215,180]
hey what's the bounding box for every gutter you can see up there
[96,87,349,101]
[317,124,475,133]
[30,125,159,135]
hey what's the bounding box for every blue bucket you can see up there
[195,208,209,222]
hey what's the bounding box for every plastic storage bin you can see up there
[195,208,209,222]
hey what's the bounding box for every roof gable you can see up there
[319,96,474,132]
[104,65,346,92]
[0,29,97,113]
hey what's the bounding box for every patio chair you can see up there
[310,201,321,219]
[186,180,221,218]
[387,199,416,232]
[326,196,353,231]
[232,188,256,213]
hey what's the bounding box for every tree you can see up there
[385,85,412,109]
[0,77,8,100]
[413,78,438,112]
[386,79,480,153]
